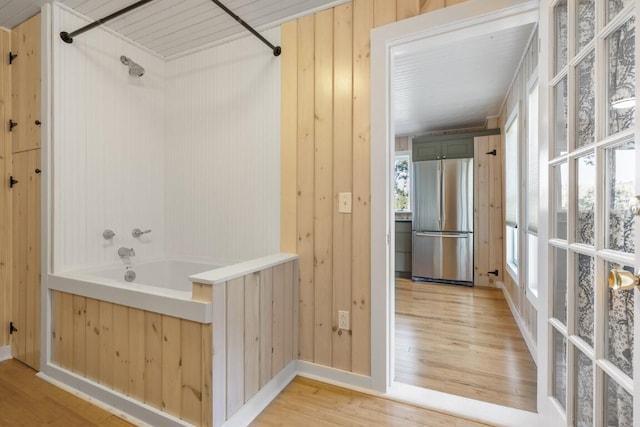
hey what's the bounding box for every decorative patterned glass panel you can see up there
[553,162,568,239]
[554,78,568,157]
[555,0,568,73]
[606,261,634,379]
[577,0,595,52]
[608,18,636,135]
[608,0,634,22]
[576,253,595,347]
[576,154,596,245]
[553,246,568,324]
[605,373,633,426]
[552,327,567,410]
[577,52,596,147]
[575,350,594,427]
[605,141,636,253]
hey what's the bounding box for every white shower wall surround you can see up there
[52,4,280,273]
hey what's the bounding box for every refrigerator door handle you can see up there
[416,232,469,238]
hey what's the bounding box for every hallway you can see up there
[395,279,537,412]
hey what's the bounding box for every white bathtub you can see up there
[48,259,221,323]
[91,259,220,293]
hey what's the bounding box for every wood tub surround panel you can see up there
[192,258,298,423]
[281,0,470,375]
[50,290,213,426]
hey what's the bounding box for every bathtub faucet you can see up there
[118,247,136,257]
[132,228,152,238]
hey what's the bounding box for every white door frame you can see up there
[370,0,553,424]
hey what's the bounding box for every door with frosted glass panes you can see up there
[547,0,637,426]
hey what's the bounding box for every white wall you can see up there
[52,5,166,273]
[164,30,281,264]
[51,4,281,272]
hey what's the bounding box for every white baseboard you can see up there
[0,345,11,362]
[499,281,537,365]
[39,364,190,427]
[222,361,297,427]
[296,360,373,390]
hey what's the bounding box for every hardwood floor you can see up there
[0,359,133,426]
[394,279,537,412]
[252,376,490,426]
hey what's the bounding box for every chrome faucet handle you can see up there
[118,247,135,257]
[132,228,152,238]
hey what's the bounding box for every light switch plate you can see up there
[338,192,352,213]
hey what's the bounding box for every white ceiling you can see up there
[393,23,536,136]
[0,0,339,58]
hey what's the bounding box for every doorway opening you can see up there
[370,0,543,424]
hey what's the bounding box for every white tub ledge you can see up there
[189,253,298,285]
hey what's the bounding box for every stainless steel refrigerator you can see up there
[411,158,473,285]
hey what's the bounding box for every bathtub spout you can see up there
[118,247,135,257]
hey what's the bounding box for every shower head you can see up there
[120,55,145,77]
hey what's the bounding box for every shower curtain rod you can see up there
[59,0,282,56]
[60,0,154,44]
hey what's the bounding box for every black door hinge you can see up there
[9,176,18,188]
[8,119,17,132]
[9,321,17,335]
[8,52,17,65]
[486,149,497,156]
[488,269,499,276]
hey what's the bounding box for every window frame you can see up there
[526,73,540,307]
[505,105,521,283]
[393,150,412,213]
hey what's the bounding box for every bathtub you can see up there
[47,259,221,323]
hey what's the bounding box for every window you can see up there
[526,80,539,301]
[505,111,519,274]
[394,154,410,211]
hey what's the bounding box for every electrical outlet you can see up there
[338,310,350,330]
[338,192,352,213]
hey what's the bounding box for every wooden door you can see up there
[10,149,40,369]
[473,135,503,286]
[10,14,40,154]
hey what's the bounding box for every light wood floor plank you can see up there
[394,279,537,412]
[0,359,133,426]
[252,376,489,426]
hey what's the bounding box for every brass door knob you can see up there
[608,269,639,291]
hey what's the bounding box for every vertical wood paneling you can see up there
[10,14,40,154]
[475,136,490,287]
[181,319,202,426]
[85,298,100,381]
[272,264,285,374]
[281,21,298,254]
[259,268,273,387]
[161,316,181,415]
[0,28,9,348]
[296,14,315,362]
[283,261,294,365]
[331,2,353,372]
[374,0,397,25]
[98,301,113,386]
[488,134,504,284]
[113,305,129,394]
[420,0,445,14]
[226,277,245,417]
[128,308,145,401]
[25,149,40,369]
[244,273,260,401]
[351,0,373,376]
[396,0,419,21]
[313,8,334,367]
[51,291,214,425]
[10,151,27,362]
[144,312,163,410]
[72,295,86,376]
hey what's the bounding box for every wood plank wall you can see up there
[474,135,504,287]
[500,29,539,343]
[207,259,297,422]
[0,28,10,348]
[280,0,469,375]
[51,290,214,426]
